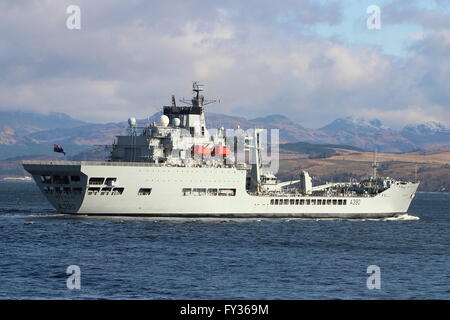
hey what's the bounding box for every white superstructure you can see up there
[23,83,419,218]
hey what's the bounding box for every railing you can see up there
[22,160,247,169]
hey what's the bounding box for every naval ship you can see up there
[23,83,419,218]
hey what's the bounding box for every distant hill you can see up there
[0,110,449,159]
[0,110,87,134]
[0,125,45,159]
[280,141,363,158]
[278,147,450,192]
[28,122,127,146]
[401,121,450,150]
[319,117,417,153]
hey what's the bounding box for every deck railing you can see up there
[22,160,245,169]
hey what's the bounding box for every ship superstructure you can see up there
[22,83,419,218]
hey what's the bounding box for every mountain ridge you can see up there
[0,110,449,159]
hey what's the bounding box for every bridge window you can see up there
[327,199,332,205]
[53,175,69,184]
[99,187,112,195]
[343,200,347,205]
[295,199,299,205]
[311,199,316,205]
[207,188,218,196]
[193,188,206,196]
[317,199,322,205]
[306,199,310,205]
[40,175,52,184]
[112,187,124,195]
[300,199,305,205]
[138,188,152,195]
[88,187,100,195]
[333,199,337,205]
[271,199,275,205]
[55,187,64,194]
[105,178,117,186]
[73,187,83,194]
[219,189,236,196]
[290,199,295,205]
[338,199,343,205]
[89,177,105,185]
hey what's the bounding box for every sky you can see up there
[0,0,449,128]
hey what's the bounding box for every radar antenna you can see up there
[180,81,218,108]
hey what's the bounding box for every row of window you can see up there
[89,177,117,186]
[41,175,80,184]
[270,199,347,205]
[182,188,236,196]
[87,187,124,195]
[43,186,83,194]
[40,175,120,186]
[87,187,152,196]
[44,186,150,196]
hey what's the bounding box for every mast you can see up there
[249,128,261,192]
[414,163,418,183]
[180,81,217,108]
[371,149,378,180]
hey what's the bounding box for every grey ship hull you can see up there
[23,161,419,219]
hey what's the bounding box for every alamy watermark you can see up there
[366,265,381,290]
[66,265,81,290]
[66,5,81,30]
[162,127,280,174]
[367,5,381,30]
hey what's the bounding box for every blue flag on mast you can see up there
[53,144,66,155]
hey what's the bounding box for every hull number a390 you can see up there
[350,199,361,205]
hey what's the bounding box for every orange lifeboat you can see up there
[192,145,211,156]
[212,146,231,157]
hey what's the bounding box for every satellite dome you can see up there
[159,115,170,127]
[172,117,181,127]
[128,117,137,127]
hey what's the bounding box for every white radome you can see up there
[172,117,181,127]
[160,115,170,127]
[128,117,137,127]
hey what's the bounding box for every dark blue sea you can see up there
[0,182,449,300]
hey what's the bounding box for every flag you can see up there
[53,144,66,155]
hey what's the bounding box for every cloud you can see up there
[0,0,449,129]
[384,0,450,30]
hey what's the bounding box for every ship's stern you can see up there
[22,161,87,214]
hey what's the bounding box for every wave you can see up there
[382,214,420,221]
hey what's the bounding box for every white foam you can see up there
[382,214,420,221]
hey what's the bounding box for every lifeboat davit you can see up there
[212,146,231,157]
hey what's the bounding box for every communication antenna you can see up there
[180,81,218,107]
[414,163,418,183]
[171,95,177,107]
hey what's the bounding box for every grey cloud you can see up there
[383,0,450,30]
[0,0,449,128]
